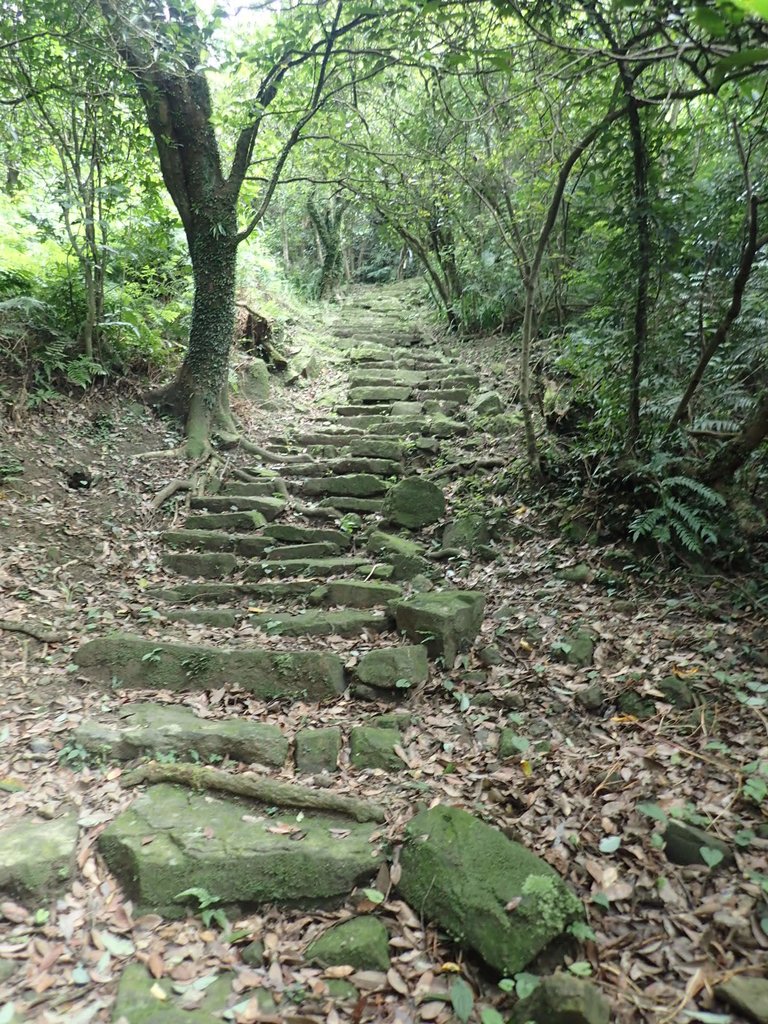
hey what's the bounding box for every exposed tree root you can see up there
[122,761,386,823]
[0,618,68,643]
[239,438,314,465]
[292,501,340,520]
[150,455,222,511]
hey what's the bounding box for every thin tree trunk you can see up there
[700,391,768,485]
[520,281,541,480]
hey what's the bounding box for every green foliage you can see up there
[629,457,728,554]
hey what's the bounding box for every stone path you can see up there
[0,284,610,1023]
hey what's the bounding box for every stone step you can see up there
[99,784,383,915]
[416,388,470,405]
[250,608,391,638]
[349,372,479,390]
[308,579,403,608]
[242,557,374,582]
[189,495,286,520]
[262,523,353,548]
[73,635,345,698]
[317,496,384,513]
[185,511,271,532]
[163,551,238,578]
[266,541,341,560]
[348,386,413,403]
[220,479,287,497]
[281,458,401,479]
[162,530,271,555]
[300,474,388,498]
[304,438,403,461]
[147,581,320,604]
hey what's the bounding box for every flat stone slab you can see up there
[392,591,485,664]
[243,557,372,581]
[185,511,267,532]
[356,645,429,689]
[348,386,412,402]
[318,497,384,513]
[397,806,582,975]
[74,703,288,766]
[296,727,342,774]
[189,495,286,520]
[147,581,318,605]
[162,552,237,578]
[73,635,345,699]
[250,609,390,638]
[262,523,352,548]
[0,815,78,901]
[99,784,384,914]
[266,541,341,560]
[221,479,286,496]
[301,474,388,498]
[308,580,403,608]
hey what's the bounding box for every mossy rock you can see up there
[0,814,78,902]
[509,974,611,1024]
[366,530,429,580]
[663,820,734,867]
[355,646,429,690]
[349,727,403,771]
[442,514,491,552]
[295,728,341,774]
[392,591,485,665]
[306,916,390,971]
[382,477,446,529]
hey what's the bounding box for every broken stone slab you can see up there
[509,974,611,1024]
[663,820,734,867]
[73,635,345,700]
[185,510,267,532]
[716,976,768,1024]
[249,609,390,638]
[471,390,504,416]
[162,551,238,579]
[382,477,446,529]
[301,474,388,498]
[165,608,238,627]
[306,917,391,971]
[423,414,469,438]
[243,557,372,581]
[262,523,352,548]
[392,591,485,664]
[308,580,403,609]
[220,479,286,497]
[265,541,341,560]
[348,386,412,403]
[189,494,286,521]
[366,530,429,580]
[318,497,385,513]
[99,784,384,915]
[349,727,403,771]
[74,703,288,767]
[442,514,490,552]
[295,727,342,774]
[0,814,79,901]
[396,805,582,975]
[355,646,429,690]
[390,401,424,417]
[163,529,250,553]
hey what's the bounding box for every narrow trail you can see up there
[1,283,767,1024]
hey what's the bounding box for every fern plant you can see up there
[630,457,727,554]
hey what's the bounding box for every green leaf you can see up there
[498,978,515,993]
[98,931,135,957]
[714,47,768,86]
[514,973,540,999]
[637,802,667,823]
[567,961,593,977]
[591,892,610,910]
[362,888,385,904]
[699,846,724,869]
[450,978,474,1023]
[0,1005,15,1024]
[480,1008,505,1024]
[599,835,621,853]
[692,7,729,35]
[733,829,754,847]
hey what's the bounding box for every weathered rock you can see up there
[164,529,241,553]
[74,635,345,699]
[308,580,403,609]
[241,358,270,401]
[370,712,412,730]
[302,474,387,498]
[306,917,390,971]
[392,591,485,664]
[617,690,655,719]
[0,815,78,901]
[266,541,340,560]
[355,646,429,690]
[555,628,595,667]
[190,494,286,520]
[366,530,429,580]
[348,386,411,403]
[325,979,360,1001]
[471,391,504,416]
[112,964,246,1023]
[657,674,696,709]
[575,684,605,712]
[243,557,372,581]
[166,608,238,627]
[295,728,341,774]
[382,477,446,528]
[424,414,468,438]
[485,412,522,436]
[442,514,490,551]
[185,510,267,532]
[149,581,318,605]
[99,784,384,914]
[350,727,403,771]
[241,940,265,966]
[557,563,593,584]
[663,820,734,867]
[74,703,288,766]
[390,401,424,417]
[396,806,582,974]
[250,609,389,638]
[318,497,384,513]
[163,551,238,579]
[716,976,768,1024]
[262,524,351,549]
[222,478,283,497]
[509,974,611,1024]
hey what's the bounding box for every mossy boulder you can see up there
[306,917,390,971]
[509,974,611,1024]
[392,591,485,665]
[396,806,582,974]
[442,514,491,551]
[663,820,734,867]
[303,474,387,498]
[241,358,270,401]
[99,784,384,915]
[366,530,429,580]
[295,727,341,774]
[554,628,595,668]
[716,976,768,1024]
[355,646,429,690]
[382,477,446,529]
[74,703,288,767]
[0,814,79,901]
[350,727,403,771]
[471,391,504,416]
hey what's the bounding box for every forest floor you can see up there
[0,283,767,1024]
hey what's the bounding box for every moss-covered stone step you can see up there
[189,494,286,520]
[74,703,288,766]
[0,814,79,902]
[242,557,373,581]
[262,523,352,548]
[367,530,429,580]
[325,414,389,430]
[355,645,429,689]
[220,479,287,497]
[306,917,391,971]
[347,386,413,403]
[147,581,320,604]
[185,511,267,532]
[392,591,486,664]
[416,388,471,405]
[301,474,388,498]
[166,608,238,627]
[281,458,401,478]
[73,635,345,698]
[396,805,582,975]
[308,579,403,608]
[349,372,479,390]
[350,726,403,771]
[162,530,272,555]
[315,498,384,515]
[99,784,384,915]
[305,438,403,461]
[266,541,341,560]
[250,609,391,638]
[295,727,342,774]
[163,551,238,578]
